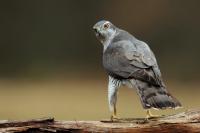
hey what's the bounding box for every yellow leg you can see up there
[111,105,118,120]
[146,109,160,119]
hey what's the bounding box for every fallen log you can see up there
[0,108,200,133]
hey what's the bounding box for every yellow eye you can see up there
[103,23,110,29]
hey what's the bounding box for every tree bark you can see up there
[1,109,200,133]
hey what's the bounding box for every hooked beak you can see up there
[93,27,98,33]
[93,26,101,36]
[93,26,105,43]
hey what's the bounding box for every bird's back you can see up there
[102,30,140,79]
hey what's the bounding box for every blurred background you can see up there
[0,0,200,120]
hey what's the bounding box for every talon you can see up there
[111,105,118,121]
[111,114,118,121]
[146,109,160,119]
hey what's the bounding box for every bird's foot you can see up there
[146,114,160,119]
[110,114,119,121]
[146,110,161,119]
[110,106,119,121]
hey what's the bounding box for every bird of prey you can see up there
[93,20,181,120]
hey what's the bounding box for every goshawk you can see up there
[93,20,181,120]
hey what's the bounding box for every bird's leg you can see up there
[146,109,153,118]
[146,109,160,119]
[108,76,121,121]
[111,104,117,120]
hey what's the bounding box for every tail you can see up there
[130,79,182,109]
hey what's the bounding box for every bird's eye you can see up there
[103,23,110,29]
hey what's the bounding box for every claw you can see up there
[111,114,118,121]
[146,109,160,119]
[110,105,118,121]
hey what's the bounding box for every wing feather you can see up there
[104,39,164,86]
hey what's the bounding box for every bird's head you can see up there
[93,20,117,43]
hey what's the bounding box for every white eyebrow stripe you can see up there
[103,21,110,25]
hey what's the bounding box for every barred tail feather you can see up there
[130,79,182,109]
